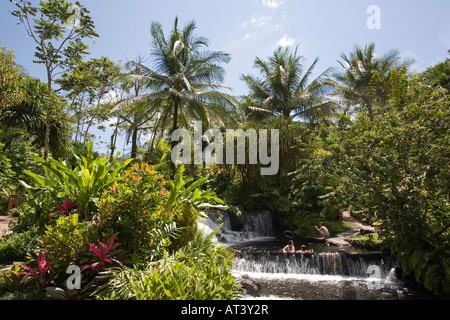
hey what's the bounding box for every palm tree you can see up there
[332,43,414,121]
[241,46,337,122]
[1,74,70,157]
[114,17,238,149]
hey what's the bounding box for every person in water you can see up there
[297,245,314,253]
[315,222,330,239]
[283,240,295,253]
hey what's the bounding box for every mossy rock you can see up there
[347,232,390,251]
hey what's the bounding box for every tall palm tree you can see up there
[114,17,238,148]
[241,46,337,122]
[332,43,414,121]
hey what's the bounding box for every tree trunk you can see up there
[170,100,179,176]
[83,120,92,146]
[367,103,374,121]
[130,124,138,159]
[109,117,120,162]
[75,93,85,142]
[44,68,52,161]
[172,100,179,134]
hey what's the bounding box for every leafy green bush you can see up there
[40,214,98,282]
[9,196,57,234]
[391,233,450,295]
[97,162,177,258]
[12,139,132,233]
[0,136,15,200]
[21,140,132,218]
[0,265,27,297]
[0,227,40,263]
[94,228,241,300]
[166,164,226,249]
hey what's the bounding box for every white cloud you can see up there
[257,0,284,8]
[242,14,272,28]
[277,35,295,47]
[231,32,257,46]
[100,89,119,104]
[105,116,119,127]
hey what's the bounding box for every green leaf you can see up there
[183,177,208,195]
[23,170,48,188]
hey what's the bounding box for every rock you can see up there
[227,205,245,230]
[326,237,351,247]
[359,228,373,235]
[303,236,326,243]
[235,274,261,297]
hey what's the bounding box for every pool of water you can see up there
[228,237,372,253]
[235,271,421,300]
[229,237,442,300]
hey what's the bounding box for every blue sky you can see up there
[1,0,449,153]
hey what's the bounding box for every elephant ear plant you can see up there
[20,140,133,218]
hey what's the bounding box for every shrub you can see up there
[97,162,177,258]
[95,228,241,300]
[82,235,123,273]
[166,164,227,249]
[11,192,59,234]
[17,251,54,293]
[21,140,132,218]
[0,265,28,298]
[0,227,40,263]
[40,214,98,282]
[169,202,198,251]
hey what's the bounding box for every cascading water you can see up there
[198,209,276,243]
[233,251,396,277]
[198,210,242,243]
[242,210,275,239]
[233,250,412,300]
[199,209,425,299]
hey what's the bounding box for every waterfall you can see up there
[242,210,275,239]
[198,209,276,243]
[198,211,242,243]
[233,251,396,278]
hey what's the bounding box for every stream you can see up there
[199,210,438,300]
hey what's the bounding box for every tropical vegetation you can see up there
[1,0,449,299]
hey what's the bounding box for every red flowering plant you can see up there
[82,235,123,273]
[56,199,80,215]
[17,251,55,293]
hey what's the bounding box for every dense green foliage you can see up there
[1,0,449,298]
[94,228,240,300]
[331,77,450,294]
[22,140,133,216]
[97,162,176,256]
[0,227,40,263]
